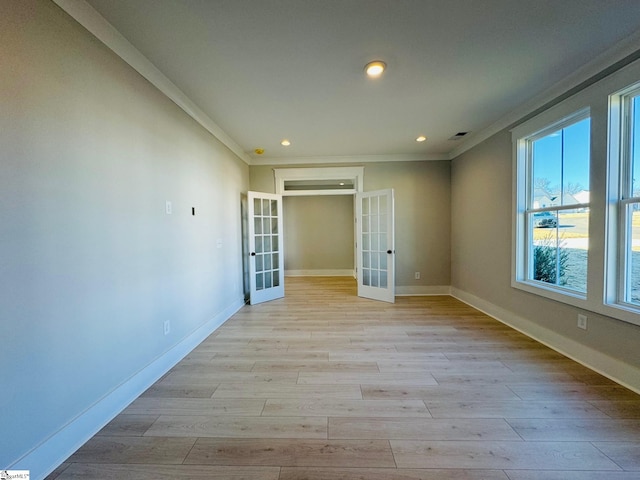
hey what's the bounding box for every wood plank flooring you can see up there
[47,277,640,479]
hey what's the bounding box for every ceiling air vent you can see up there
[448,131,469,141]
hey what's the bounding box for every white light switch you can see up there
[165,201,172,215]
[216,239,223,249]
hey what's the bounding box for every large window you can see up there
[515,110,591,297]
[512,59,640,327]
[613,85,640,307]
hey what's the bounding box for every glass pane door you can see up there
[356,189,395,303]
[248,191,284,305]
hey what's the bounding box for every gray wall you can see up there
[1,0,249,468]
[250,161,451,289]
[283,196,354,272]
[451,130,640,372]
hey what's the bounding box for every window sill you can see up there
[511,278,587,310]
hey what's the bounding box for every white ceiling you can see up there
[75,0,640,164]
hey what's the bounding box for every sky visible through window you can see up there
[533,117,590,201]
[632,96,640,196]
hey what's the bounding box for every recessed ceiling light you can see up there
[281,139,291,146]
[416,135,427,142]
[365,60,386,77]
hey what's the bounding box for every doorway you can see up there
[283,195,355,277]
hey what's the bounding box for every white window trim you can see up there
[274,166,364,196]
[512,108,591,306]
[604,82,640,324]
[511,57,640,328]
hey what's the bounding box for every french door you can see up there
[248,191,284,305]
[356,189,395,303]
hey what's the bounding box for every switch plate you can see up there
[577,314,587,330]
[217,239,223,249]
[163,320,171,336]
[165,201,172,215]
[414,272,421,280]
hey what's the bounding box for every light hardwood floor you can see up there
[47,277,640,479]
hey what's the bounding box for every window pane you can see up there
[626,204,640,304]
[371,233,379,251]
[530,209,589,293]
[379,233,387,251]
[362,234,370,251]
[255,237,263,254]
[559,209,589,293]
[271,199,278,216]
[562,118,590,205]
[273,270,280,287]
[362,197,369,215]
[371,197,379,215]
[631,96,640,197]
[363,268,370,286]
[532,117,590,208]
[532,132,562,208]
[363,252,370,268]
[256,272,263,290]
[379,195,387,213]
[370,215,378,233]
[379,214,387,233]
[532,218,560,286]
[525,112,590,297]
[254,198,262,216]
[254,217,262,235]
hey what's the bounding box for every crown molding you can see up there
[449,31,640,160]
[249,152,449,166]
[51,0,640,167]
[52,0,252,165]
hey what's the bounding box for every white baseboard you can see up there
[285,269,355,277]
[396,285,451,296]
[16,297,245,480]
[451,287,640,395]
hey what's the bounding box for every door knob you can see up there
[387,250,392,254]
[251,252,256,256]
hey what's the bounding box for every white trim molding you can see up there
[274,166,365,196]
[451,287,640,395]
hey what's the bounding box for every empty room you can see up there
[3,1,640,479]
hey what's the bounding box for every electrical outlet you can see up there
[414,272,421,280]
[163,320,171,335]
[577,314,587,330]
